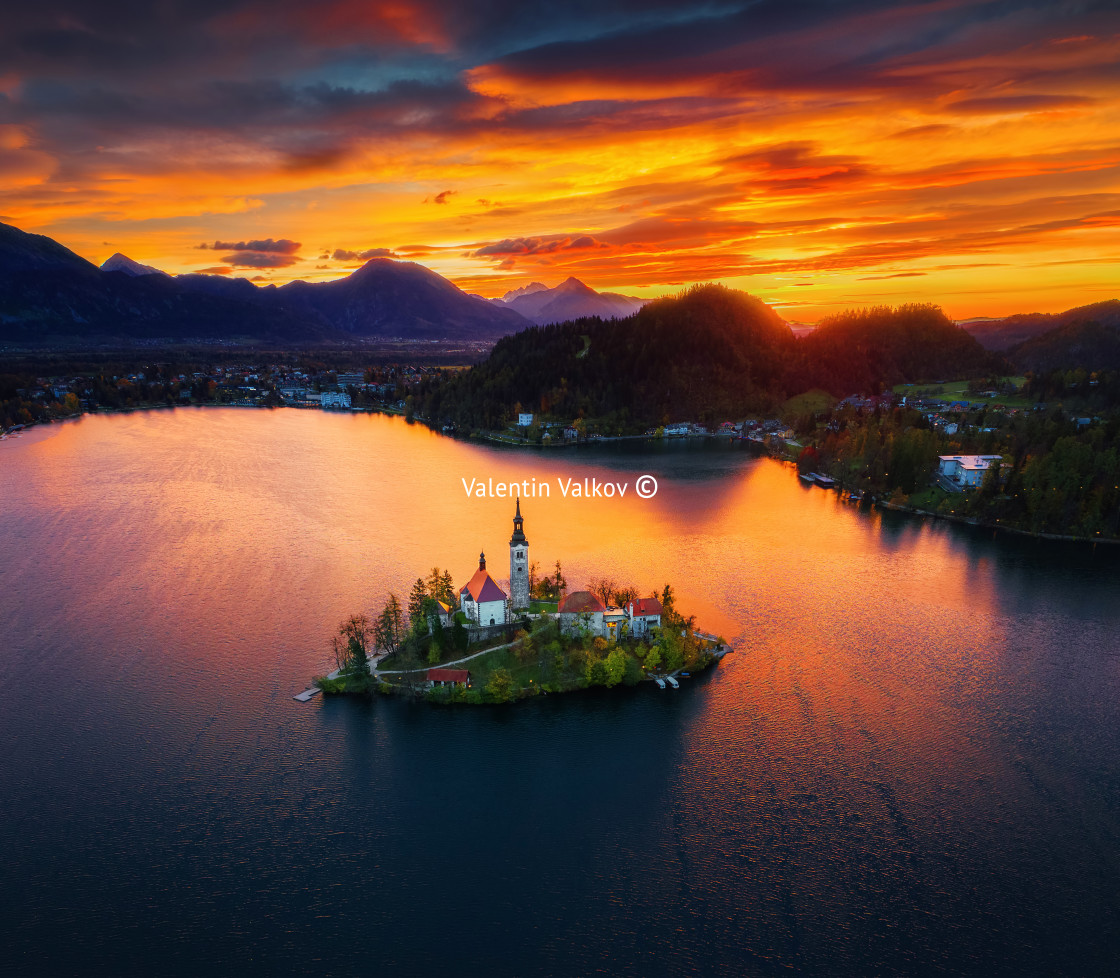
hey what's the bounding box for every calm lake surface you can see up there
[2,408,1119,976]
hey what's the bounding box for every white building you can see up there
[321,391,352,409]
[938,454,1002,488]
[626,597,662,637]
[559,592,663,640]
[459,553,508,627]
[518,412,534,427]
[559,591,606,636]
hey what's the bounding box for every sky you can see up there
[2,0,1119,320]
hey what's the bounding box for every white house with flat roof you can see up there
[938,454,1002,488]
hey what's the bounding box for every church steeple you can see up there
[509,498,529,610]
[510,496,527,546]
[478,551,486,571]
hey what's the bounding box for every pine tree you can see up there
[407,578,428,626]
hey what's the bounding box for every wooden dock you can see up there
[293,687,321,702]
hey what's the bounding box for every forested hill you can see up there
[416,285,795,429]
[791,304,998,394]
[415,286,999,430]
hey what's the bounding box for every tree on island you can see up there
[588,577,616,607]
[331,614,373,692]
[375,594,405,655]
[486,668,514,703]
[407,578,428,626]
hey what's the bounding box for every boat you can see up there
[811,472,836,488]
[654,677,666,689]
[680,672,690,677]
[665,676,679,689]
[799,472,816,484]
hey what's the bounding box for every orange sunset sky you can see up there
[2,0,1119,320]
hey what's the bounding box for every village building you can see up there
[627,597,663,636]
[459,553,508,626]
[603,606,628,639]
[427,668,470,687]
[938,454,1003,488]
[559,591,663,640]
[559,591,606,636]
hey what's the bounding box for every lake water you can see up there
[2,408,1119,976]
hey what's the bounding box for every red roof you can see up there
[460,567,507,603]
[631,597,662,617]
[559,590,606,614]
[428,668,470,683]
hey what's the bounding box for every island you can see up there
[307,500,728,704]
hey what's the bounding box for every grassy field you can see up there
[781,388,837,421]
[893,378,1032,409]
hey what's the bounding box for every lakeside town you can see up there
[3,351,1117,542]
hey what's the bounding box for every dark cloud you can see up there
[202,238,301,253]
[472,234,607,257]
[194,265,233,275]
[331,247,394,260]
[427,190,457,204]
[220,252,302,268]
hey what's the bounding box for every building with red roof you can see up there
[459,552,508,627]
[427,668,471,687]
[558,590,606,636]
[627,596,663,636]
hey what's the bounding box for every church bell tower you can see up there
[509,497,530,610]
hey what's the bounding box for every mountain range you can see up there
[0,220,657,348]
[491,277,646,324]
[2,220,1117,372]
[0,221,536,346]
[960,301,1120,351]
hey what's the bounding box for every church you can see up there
[458,498,531,626]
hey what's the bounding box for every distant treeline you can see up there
[413,285,1000,431]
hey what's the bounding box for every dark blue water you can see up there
[2,410,1119,976]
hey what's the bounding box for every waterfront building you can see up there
[938,454,1002,488]
[427,668,470,687]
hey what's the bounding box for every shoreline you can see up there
[876,499,1120,546]
[306,637,732,706]
[6,402,1114,546]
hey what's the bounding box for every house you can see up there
[603,606,628,640]
[560,591,663,639]
[426,600,453,630]
[321,391,352,409]
[459,553,508,626]
[518,412,534,427]
[559,590,606,636]
[427,668,470,687]
[938,454,1002,487]
[627,597,663,636]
